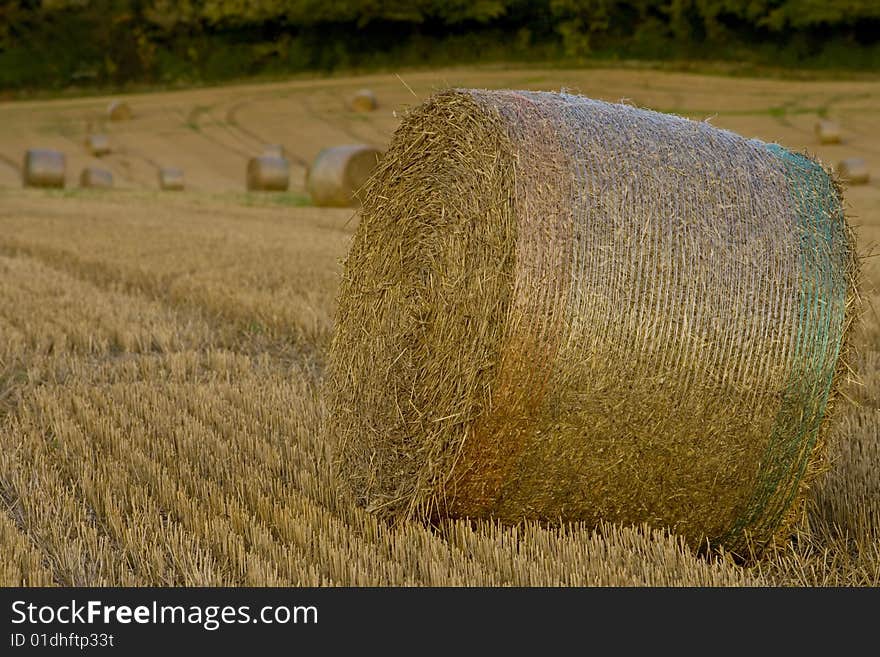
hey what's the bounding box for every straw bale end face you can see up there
[815,120,841,144]
[107,100,133,121]
[22,149,66,188]
[158,167,185,191]
[246,155,290,191]
[349,89,378,112]
[85,134,111,157]
[79,167,113,189]
[837,158,870,185]
[306,145,383,207]
[327,89,859,556]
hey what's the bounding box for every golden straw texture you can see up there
[327,89,859,555]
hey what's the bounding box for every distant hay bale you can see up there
[815,119,841,144]
[306,145,382,207]
[22,149,65,188]
[837,158,870,185]
[107,100,133,121]
[85,134,111,156]
[158,167,185,191]
[327,89,859,555]
[263,144,286,158]
[349,89,378,112]
[79,166,113,189]
[246,155,289,191]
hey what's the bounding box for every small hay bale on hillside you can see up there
[158,167,185,191]
[79,167,113,189]
[246,155,289,191]
[815,119,842,144]
[107,100,133,121]
[837,158,870,185]
[22,149,65,188]
[349,89,378,112]
[263,144,286,158]
[327,89,860,555]
[306,145,382,207]
[85,134,111,156]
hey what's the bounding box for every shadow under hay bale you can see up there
[79,167,113,189]
[22,149,65,188]
[837,158,870,185]
[85,134,111,157]
[815,119,842,144]
[327,89,860,556]
[349,89,378,112]
[246,155,289,191]
[306,144,382,207]
[107,100,132,121]
[158,167,185,191]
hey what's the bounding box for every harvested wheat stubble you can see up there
[107,100,133,121]
[349,89,378,112]
[85,134,111,157]
[306,145,382,207]
[79,167,113,189]
[837,158,870,185]
[22,149,65,188]
[158,167,185,191]
[246,155,289,191]
[815,120,842,144]
[327,89,859,556]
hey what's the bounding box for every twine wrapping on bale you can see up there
[815,120,842,144]
[158,167,185,191]
[79,167,113,189]
[107,100,133,121]
[246,155,289,191]
[326,89,859,555]
[349,89,378,112]
[306,144,382,207]
[22,149,65,188]
[85,134,111,157]
[837,158,870,185]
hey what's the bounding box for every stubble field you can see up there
[1,67,878,585]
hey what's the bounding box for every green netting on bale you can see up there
[723,144,852,550]
[327,89,859,555]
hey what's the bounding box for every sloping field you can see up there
[1,68,878,585]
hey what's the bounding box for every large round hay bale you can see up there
[107,100,133,121]
[349,89,378,112]
[246,155,289,191]
[837,157,870,185]
[79,167,113,189]
[85,134,111,156]
[158,167,185,191]
[306,145,382,207]
[327,89,859,555]
[22,149,65,188]
[815,119,841,144]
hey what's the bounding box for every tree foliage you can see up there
[1,0,877,88]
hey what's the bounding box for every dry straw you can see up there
[349,89,378,112]
[837,158,869,185]
[306,145,382,207]
[815,120,842,144]
[107,100,133,121]
[22,149,65,188]
[79,167,113,189]
[158,167,185,191]
[327,89,860,556]
[85,134,111,157]
[246,155,289,191]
